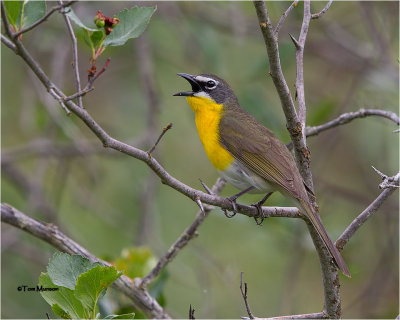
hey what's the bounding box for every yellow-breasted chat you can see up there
[173,73,350,278]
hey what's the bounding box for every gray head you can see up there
[173,73,237,104]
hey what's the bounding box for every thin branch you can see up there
[63,87,95,101]
[1,34,16,52]
[255,311,326,319]
[189,304,195,320]
[12,1,76,39]
[147,123,173,156]
[311,0,333,19]
[371,167,400,189]
[1,203,170,319]
[48,87,71,115]
[240,272,255,319]
[335,171,399,251]
[140,178,226,288]
[306,108,400,137]
[59,0,83,108]
[85,58,111,90]
[274,1,299,35]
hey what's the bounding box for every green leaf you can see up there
[51,304,71,319]
[104,313,135,319]
[74,265,122,311]
[4,1,21,28]
[66,8,98,32]
[20,0,46,29]
[103,6,156,47]
[39,273,88,319]
[114,247,156,279]
[47,252,100,290]
[90,30,105,49]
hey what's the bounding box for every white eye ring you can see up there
[206,80,216,89]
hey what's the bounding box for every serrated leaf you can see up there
[66,8,98,32]
[4,1,21,28]
[39,273,88,319]
[20,0,46,29]
[47,252,100,290]
[74,265,122,311]
[104,313,135,319]
[103,6,156,47]
[51,303,71,319]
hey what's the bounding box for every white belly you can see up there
[218,160,275,194]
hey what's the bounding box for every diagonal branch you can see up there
[140,178,226,288]
[274,1,299,35]
[335,170,399,251]
[1,203,170,319]
[11,1,76,39]
[311,0,333,20]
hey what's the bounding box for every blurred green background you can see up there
[2,1,399,318]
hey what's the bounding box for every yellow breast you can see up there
[186,96,234,171]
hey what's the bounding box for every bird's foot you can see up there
[251,202,265,226]
[222,195,239,218]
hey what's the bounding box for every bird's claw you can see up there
[222,208,236,218]
[222,196,239,218]
[251,202,267,226]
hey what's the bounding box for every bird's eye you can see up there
[206,80,216,88]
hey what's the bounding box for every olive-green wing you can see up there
[219,110,303,199]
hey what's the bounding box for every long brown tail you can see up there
[299,199,351,277]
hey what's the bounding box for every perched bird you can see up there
[174,73,350,277]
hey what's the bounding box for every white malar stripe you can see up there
[193,91,212,99]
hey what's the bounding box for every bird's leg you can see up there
[251,192,273,225]
[222,186,255,218]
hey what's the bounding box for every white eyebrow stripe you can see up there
[194,76,219,85]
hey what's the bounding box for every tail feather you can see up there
[299,199,351,278]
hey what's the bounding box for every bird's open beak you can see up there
[173,73,201,96]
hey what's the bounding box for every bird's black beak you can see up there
[173,73,201,97]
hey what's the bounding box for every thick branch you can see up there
[252,1,312,188]
[140,178,226,288]
[306,108,400,137]
[1,203,170,319]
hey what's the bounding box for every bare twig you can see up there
[140,178,226,288]
[63,87,95,101]
[335,171,399,251]
[293,1,311,130]
[189,304,195,320]
[59,0,83,108]
[240,272,255,319]
[274,1,299,35]
[12,1,76,39]
[306,108,400,137]
[1,203,170,319]
[256,311,326,319]
[86,58,111,89]
[311,0,333,19]
[371,167,400,189]
[1,34,16,52]
[147,123,173,156]
[48,87,71,115]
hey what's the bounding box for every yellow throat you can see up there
[186,96,234,171]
